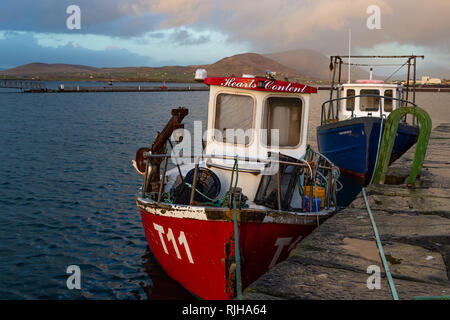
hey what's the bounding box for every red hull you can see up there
[139,203,323,299]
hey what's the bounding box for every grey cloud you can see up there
[125,0,450,54]
[0,0,448,56]
[0,0,161,37]
[170,29,210,46]
[0,32,153,69]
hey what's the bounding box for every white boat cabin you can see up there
[338,80,403,120]
[197,76,317,204]
[203,76,315,165]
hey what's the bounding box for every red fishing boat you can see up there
[133,71,340,299]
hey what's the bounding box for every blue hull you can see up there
[317,117,419,180]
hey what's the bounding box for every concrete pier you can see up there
[244,123,450,300]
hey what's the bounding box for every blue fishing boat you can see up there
[317,55,422,182]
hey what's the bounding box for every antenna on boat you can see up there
[348,29,351,83]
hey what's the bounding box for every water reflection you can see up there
[134,247,195,300]
[336,172,365,208]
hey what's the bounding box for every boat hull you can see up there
[317,117,419,181]
[137,197,332,300]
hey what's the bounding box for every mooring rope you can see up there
[362,187,399,300]
[370,114,386,185]
[413,295,450,300]
[363,117,399,299]
[184,182,217,202]
[231,160,243,300]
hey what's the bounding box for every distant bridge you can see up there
[0,79,47,91]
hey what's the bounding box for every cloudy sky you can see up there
[0,0,449,71]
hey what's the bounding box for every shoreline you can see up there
[22,86,450,93]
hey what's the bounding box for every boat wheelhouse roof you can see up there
[204,77,317,94]
[341,81,402,89]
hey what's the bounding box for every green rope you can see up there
[413,296,450,300]
[234,160,239,189]
[362,187,399,300]
[297,175,304,198]
[164,193,173,204]
[228,161,235,195]
[203,199,223,207]
[146,192,159,201]
[184,182,217,202]
[182,160,247,209]
[364,116,400,300]
[233,160,242,299]
[228,159,239,197]
[233,196,242,300]
[229,159,242,300]
[305,144,312,160]
[370,115,386,185]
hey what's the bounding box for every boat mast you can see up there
[348,29,351,84]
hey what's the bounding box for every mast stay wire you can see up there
[384,60,409,82]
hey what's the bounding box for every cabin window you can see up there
[346,89,355,111]
[214,93,254,145]
[384,90,393,112]
[265,97,302,147]
[360,89,380,111]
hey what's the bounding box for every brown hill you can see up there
[264,49,370,81]
[0,52,321,81]
[0,63,98,76]
[2,53,444,82]
[203,53,304,79]
[0,63,198,82]
[0,53,306,82]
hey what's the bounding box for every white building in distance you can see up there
[402,76,442,85]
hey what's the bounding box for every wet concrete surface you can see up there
[244,123,450,300]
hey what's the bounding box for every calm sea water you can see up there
[0,83,448,299]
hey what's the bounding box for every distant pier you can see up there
[0,79,46,91]
[34,85,450,93]
[244,123,450,300]
[28,85,209,93]
[1,79,447,93]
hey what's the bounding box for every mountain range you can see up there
[264,49,371,81]
[0,49,446,82]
